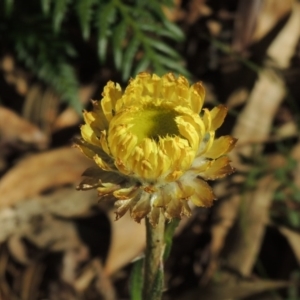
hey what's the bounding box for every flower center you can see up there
[129,106,180,143]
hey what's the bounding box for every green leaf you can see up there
[129,258,144,300]
[112,21,127,70]
[148,38,180,59]
[140,23,180,40]
[64,43,77,57]
[160,0,174,7]
[156,53,190,77]
[14,30,81,113]
[145,1,164,19]
[288,210,300,228]
[133,56,150,75]
[98,37,108,62]
[132,7,153,21]
[96,2,116,62]
[4,0,14,16]
[53,0,71,33]
[122,37,140,80]
[41,0,52,15]
[55,62,81,113]
[163,19,185,41]
[164,218,180,261]
[76,0,96,40]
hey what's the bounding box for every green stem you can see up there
[143,209,166,300]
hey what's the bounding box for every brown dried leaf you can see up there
[291,142,300,188]
[205,4,300,281]
[162,0,184,22]
[177,277,290,300]
[278,226,300,266]
[252,0,294,44]
[1,55,29,96]
[23,86,59,134]
[0,106,48,149]
[52,84,97,131]
[232,3,300,159]
[104,210,145,275]
[202,193,240,284]
[0,147,93,209]
[267,1,300,68]
[232,0,263,51]
[0,55,15,73]
[0,188,98,244]
[73,259,116,300]
[225,176,279,276]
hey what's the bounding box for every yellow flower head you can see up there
[75,72,236,225]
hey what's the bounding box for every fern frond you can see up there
[133,56,150,75]
[14,28,81,112]
[4,0,14,16]
[112,21,127,70]
[2,0,189,110]
[112,0,187,79]
[41,0,52,15]
[122,37,140,80]
[138,22,181,40]
[155,53,190,77]
[53,0,72,33]
[76,0,96,40]
[162,19,185,41]
[147,39,181,59]
[96,2,116,62]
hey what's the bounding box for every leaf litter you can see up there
[1,1,300,299]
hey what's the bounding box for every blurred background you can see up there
[1,0,300,299]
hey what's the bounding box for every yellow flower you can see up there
[75,72,236,225]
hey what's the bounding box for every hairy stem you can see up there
[143,209,165,300]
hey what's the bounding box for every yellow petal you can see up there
[80,124,100,146]
[82,167,124,184]
[181,201,192,217]
[151,150,168,178]
[175,75,189,104]
[189,81,205,114]
[201,109,211,132]
[200,156,235,180]
[108,124,131,157]
[74,138,113,166]
[83,105,107,133]
[165,170,183,182]
[198,131,215,156]
[131,192,151,223]
[177,181,195,199]
[74,142,96,160]
[162,73,177,101]
[101,81,123,121]
[91,100,109,130]
[190,158,211,173]
[99,130,111,155]
[115,192,141,220]
[142,73,162,98]
[97,182,120,196]
[115,199,131,220]
[149,207,161,226]
[210,105,228,131]
[205,136,237,159]
[113,186,138,200]
[175,115,200,150]
[94,154,114,171]
[190,178,216,207]
[165,197,184,219]
[115,158,131,175]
